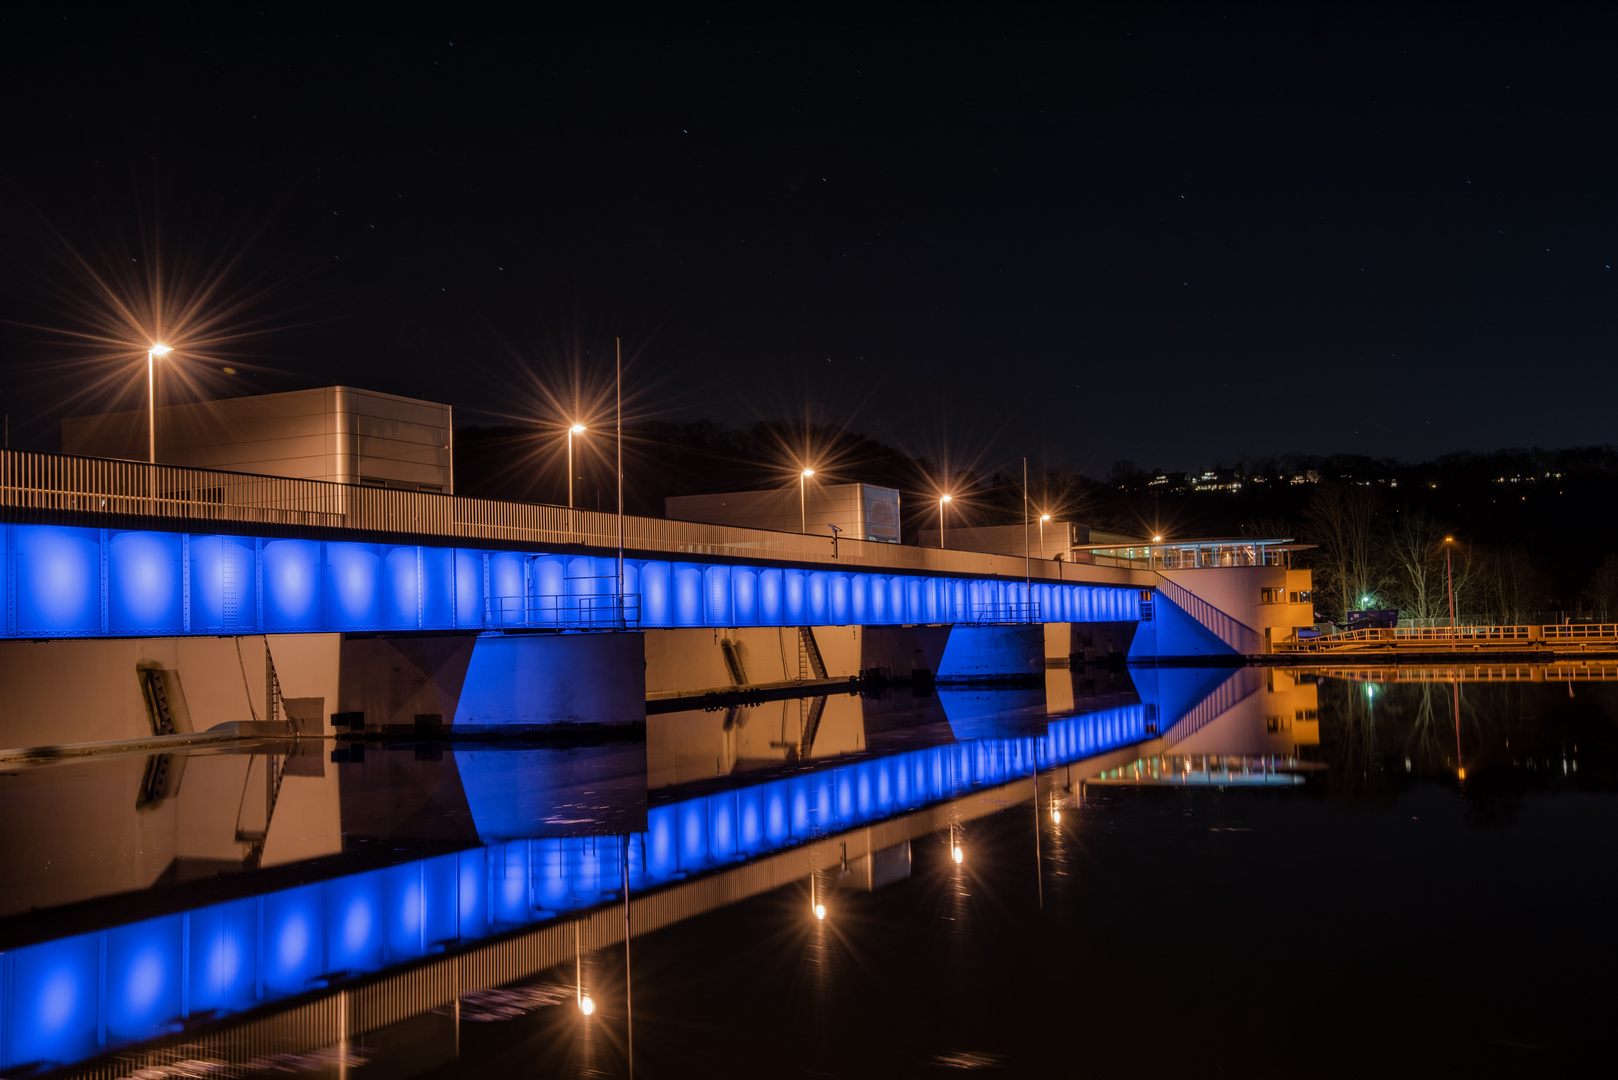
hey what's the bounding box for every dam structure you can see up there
[0,443,1312,746]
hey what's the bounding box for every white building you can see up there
[61,387,454,493]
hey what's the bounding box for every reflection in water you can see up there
[2,663,1615,1076]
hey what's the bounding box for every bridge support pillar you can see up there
[934,625,1044,683]
[453,632,645,732]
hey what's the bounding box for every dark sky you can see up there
[1,4,1614,476]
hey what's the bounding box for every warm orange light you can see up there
[1444,536,1454,543]
[940,494,953,504]
[1040,514,1052,522]
[952,845,963,863]
[570,423,587,434]
[1153,535,1164,542]
[1051,809,1061,823]
[149,344,171,357]
[802,468,815,477]
[814,903,826,920]
[1458,767,1466,780]
[579,995,595,1015]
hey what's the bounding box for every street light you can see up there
[800,468,816,534]
[567,423,587,509]
[938,494,952,548]
[147,344,171,463]
[1039,513,1051,559]
[1444,536,1456,638]
[565,422,587,542]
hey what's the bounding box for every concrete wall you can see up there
[644,624,1044,694]
[0,633,342,750]
[453,632,645,730]
[0,745,343,918]
[645,694,867,788]
[0,629,647,746]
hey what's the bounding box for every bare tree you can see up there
[1586,553,1618,621]
[1382,510,1451,621]
[1302,482,1383,622]
[1470,545,1551,625]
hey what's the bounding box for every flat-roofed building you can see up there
[917,521,1147,561]
[665,483,900,542]
[60,386,454,493]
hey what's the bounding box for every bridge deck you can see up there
[0,449,1148,638]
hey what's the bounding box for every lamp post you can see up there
[799,468,815,534]
[1039,514,1051,558]
[938,494,952,548]
[567,423,587,509]
[147,344,171,463]
[1444,536,1456,639]
[566,422,586,542]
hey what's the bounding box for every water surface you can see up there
[2,665,1613,1077]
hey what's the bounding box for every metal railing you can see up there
[1155,576,1265,654]
[488,593,642,629]
[1275,623,1618,653]
[1088,543,1295,570]
[962,602,1042,625]
[0,448,1148,585]
[1541,623,1618,641]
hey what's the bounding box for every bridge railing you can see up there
[962,602,1041,625]
[489,593,642,630]
[0,448,1145,585]
[1155,575,1265,654]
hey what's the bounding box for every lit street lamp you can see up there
[938,494,952,548]
[565,422,588,543]
[567,423,587,509]
[800,468,816,534]
[1444,536,1456,639]
[147,344,171,463]
[1039,513,1051,558]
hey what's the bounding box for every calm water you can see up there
[2,666,1615,1077]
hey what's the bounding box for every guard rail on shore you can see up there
[1276,623,1618,653]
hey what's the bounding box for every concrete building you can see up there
[665,483,900,542]
[61,386,454,493]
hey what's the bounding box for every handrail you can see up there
[1275,623,1618,653]
[1154,575,1264,654]
[0,448,1149,586]
[489,594,642,630]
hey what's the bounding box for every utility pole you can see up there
[616,338,625,626]
[1022,457,1030,621]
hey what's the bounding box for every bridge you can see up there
[0,449,1320,747]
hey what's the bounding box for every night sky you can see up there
[1,4,1614,477]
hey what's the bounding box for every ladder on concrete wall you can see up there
[797,626,827,681]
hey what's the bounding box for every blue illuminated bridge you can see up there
[0,697,1170,1074]
[0,450,1152,638]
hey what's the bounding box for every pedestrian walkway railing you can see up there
[962,602,1042,625]
[0,448,1136,584]
[1155,575,1265,654]
[1276,623,1618,653]
[489,594,642,630]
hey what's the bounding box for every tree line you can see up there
[455,420,1618,621]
